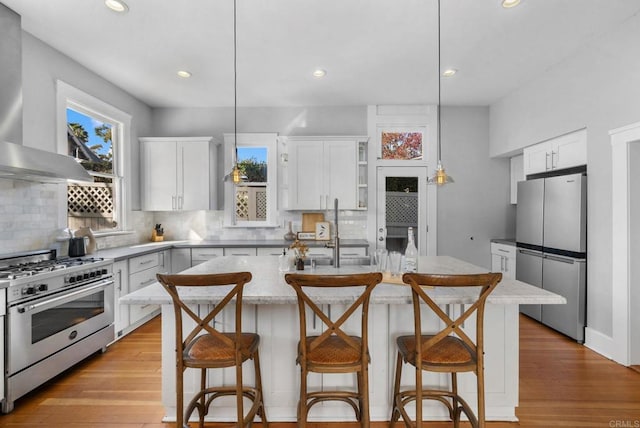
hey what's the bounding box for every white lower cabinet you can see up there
[170,248,191,273]
[114,249,169,339]
[491,243,516,280]
[113,260,129,338]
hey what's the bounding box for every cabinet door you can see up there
[491,253,504,273]
[523,141,551,176]
[171,248,191,273]
[113,260,129,338]
[179,140,211,210]
[141,140,177,210]
[553,129,587,170]
[288,141,324,209]
[324,140,358,210]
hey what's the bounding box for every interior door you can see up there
[376,166,427,255]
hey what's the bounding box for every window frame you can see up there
[55,80,131,235]
[223,133,278,227]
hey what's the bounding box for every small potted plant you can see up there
[289,239,309,270]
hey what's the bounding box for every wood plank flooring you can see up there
[0,315,638,427]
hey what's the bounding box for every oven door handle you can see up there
[16,279,114,314]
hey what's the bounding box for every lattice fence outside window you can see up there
[68,182,115,231]
[235,186,267,221]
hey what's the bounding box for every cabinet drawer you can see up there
[191,247,224,265]
[306,247,333,258]
[129,252,160,274]
[257,247,286,256]
[224,247,257,256]
[491,243,515,258]
[340,247,368,257]
[129,266,161,292]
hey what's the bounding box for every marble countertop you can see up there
[95,239,369,261]
[120,255,566,306]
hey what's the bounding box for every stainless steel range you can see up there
[0,249,114,413]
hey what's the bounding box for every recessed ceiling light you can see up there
[442,68,457,77]
[104,0,129,13]
[502,0,521,8]
[312,69,326,78]
[177,70,192,78]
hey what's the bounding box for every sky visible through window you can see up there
[67,108,112,157]
[238,147,266,163]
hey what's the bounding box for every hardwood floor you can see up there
[0,315,638,427]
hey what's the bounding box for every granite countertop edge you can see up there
[95,239,369,261]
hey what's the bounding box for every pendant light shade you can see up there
[428,0,454,186]
[223,0,246,185]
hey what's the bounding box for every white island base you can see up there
[122,256,564,423]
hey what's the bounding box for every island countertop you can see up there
[120,255,565,306]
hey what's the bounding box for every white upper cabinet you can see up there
[140,137,217,211]
[287,137,366,210]
[523,129,587,176]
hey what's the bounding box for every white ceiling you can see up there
[3,0,640,108]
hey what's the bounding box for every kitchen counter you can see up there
[94,239,369,261]
[121,255,563,423]
[122,255,564,306]
[490,238,516,246]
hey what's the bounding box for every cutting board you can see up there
[301,213,325,232]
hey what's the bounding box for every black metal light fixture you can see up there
[224,0,246,185]
[428,0,454,186]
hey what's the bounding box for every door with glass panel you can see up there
[376,166,428,254]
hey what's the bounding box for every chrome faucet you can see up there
[325,198,340,268]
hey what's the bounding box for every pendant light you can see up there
[224,0,246,185]
[428,0,454,186]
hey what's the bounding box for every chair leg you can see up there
[253,351,268,426]
[452,373,459,428]
[359,365,370,428]
[298,365,307,428]
[236,359,245,427]
[389,351,403,427]
[477,367,485,428]
[415,364,422,428]
[176,365,186,428]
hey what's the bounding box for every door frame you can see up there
[373,166,436,256]
[610,121,640,366]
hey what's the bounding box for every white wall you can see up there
[489,12,640,338]
[438,106,515,268]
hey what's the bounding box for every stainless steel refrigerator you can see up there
[516,172,587,342]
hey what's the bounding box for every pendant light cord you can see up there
[233,0,238,164]
[437,0,442,165]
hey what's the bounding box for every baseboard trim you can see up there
[584,327,615,361]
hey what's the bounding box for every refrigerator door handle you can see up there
[544,254,576,264]
[518,249,544,257]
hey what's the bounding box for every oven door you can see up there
[7,277,114,374]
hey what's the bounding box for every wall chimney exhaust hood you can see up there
[0,3,92,183]
[0,141,93,183]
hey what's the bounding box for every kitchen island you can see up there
[120,255,565,423]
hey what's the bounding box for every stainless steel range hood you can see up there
[0,3,92,183]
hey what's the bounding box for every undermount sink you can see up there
[305,256,371,266]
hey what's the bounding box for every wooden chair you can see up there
[390,272,502,428]
[156,272,267,428]
[284,272,383,428]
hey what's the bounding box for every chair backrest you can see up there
[156,272,253,362]
[284,273,382,360]
[401,272,502,368]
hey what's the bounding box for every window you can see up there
[56,81,131,233]
[223,133,278,227]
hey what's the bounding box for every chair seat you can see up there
[301,335,364,366]
[397,335,476,367]
[185,332,260,367]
